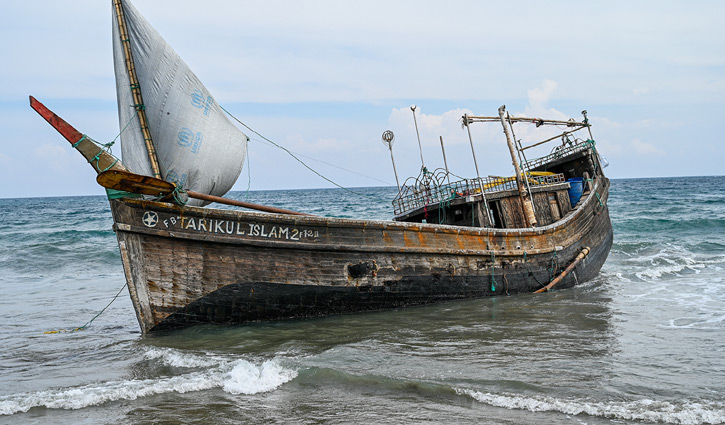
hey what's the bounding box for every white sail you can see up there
[112,0,247,206]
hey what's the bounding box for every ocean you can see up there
[0,176,723,424]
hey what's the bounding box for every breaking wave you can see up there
[457,388,725,425]
[0,347,297,416]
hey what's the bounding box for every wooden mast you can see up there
[113,0,161,178]
[498,105,537,227]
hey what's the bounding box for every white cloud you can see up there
[526,80,558,111]
[2,1,725,198]
[633,87,650,96]
[593,117,622,129]
[387,106,475,148]
[34,144,74,172]
[631,139,665,156]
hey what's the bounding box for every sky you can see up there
[1,0,723,199]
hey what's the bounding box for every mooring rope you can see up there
[43,282,128,334]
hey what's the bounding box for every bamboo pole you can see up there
[507,112,536,218]
[186,191,312,216]
[465,116,588,127]
[534,247,590,293]
[519,127,586,151]
[113,0,161,178]
[498,105,537,227]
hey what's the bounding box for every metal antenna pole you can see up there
[382,130,400,191]
[462,114,492,227]
[439,136,451,186]
[410,105,425,169]
[463,114,481,179]
[582,110,594,140]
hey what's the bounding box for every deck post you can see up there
[498,105,537,227]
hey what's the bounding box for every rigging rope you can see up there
[220,105,390,203]
[254,139,392,186]
[490,251,497,292]
[243,148,252,200]
[72,109,141,174]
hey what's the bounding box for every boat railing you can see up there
[392,177,479,216]
[523,138,596,171]
[393,173,566,216]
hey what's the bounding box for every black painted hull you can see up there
[111,178,612,333]
[155,226,612,331]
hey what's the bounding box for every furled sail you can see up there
[111,0,247,206]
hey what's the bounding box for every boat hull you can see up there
[111,178,612,333]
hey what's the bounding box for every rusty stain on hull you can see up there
[112,177,612,333]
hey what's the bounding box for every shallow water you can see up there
[1,177,724,424]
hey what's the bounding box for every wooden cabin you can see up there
[393,138,602,229]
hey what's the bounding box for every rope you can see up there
[587,139,600,174]
[72,134,87,148]
[258,141,391,186]
[243,147,252,201]
[106,188,142,200]
[220,105,389,203]
[170,185,188,205]
[438,191,455,224]
[73,110,140,173]
[548,251,559,281]
[44,282,128,334]
[522,251,548,289]
[109,108,140,146]
[490,251,497,292]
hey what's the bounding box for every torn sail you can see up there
[112,0,247,206]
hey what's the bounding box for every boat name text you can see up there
[141,211,319,241]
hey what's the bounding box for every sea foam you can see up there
[0,348,297,416]
[456,388,725,425]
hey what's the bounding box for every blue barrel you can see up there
[567,177,584,206]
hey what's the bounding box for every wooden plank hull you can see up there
[111,178,612,333]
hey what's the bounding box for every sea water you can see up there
[0,176,723,424]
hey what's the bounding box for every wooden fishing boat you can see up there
[29,0,612,334]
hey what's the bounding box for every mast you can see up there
[462,114,493,227]
[113,0,161,178]
[439,136,451,186]
[463,114,481,179]
[498,105,537,227]
[507,112,537,218]
[410,105,426,169]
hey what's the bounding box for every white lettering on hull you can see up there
[155,213,320,241]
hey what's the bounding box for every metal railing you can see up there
[393,173,566,216]
[523,139,595,170]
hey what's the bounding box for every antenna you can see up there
[382,130,401,191]
[439,136,451,186]
[582,109,594,140]
[410,105,425,169]
[462,114,481,179]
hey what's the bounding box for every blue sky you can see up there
[1,0,723,198]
